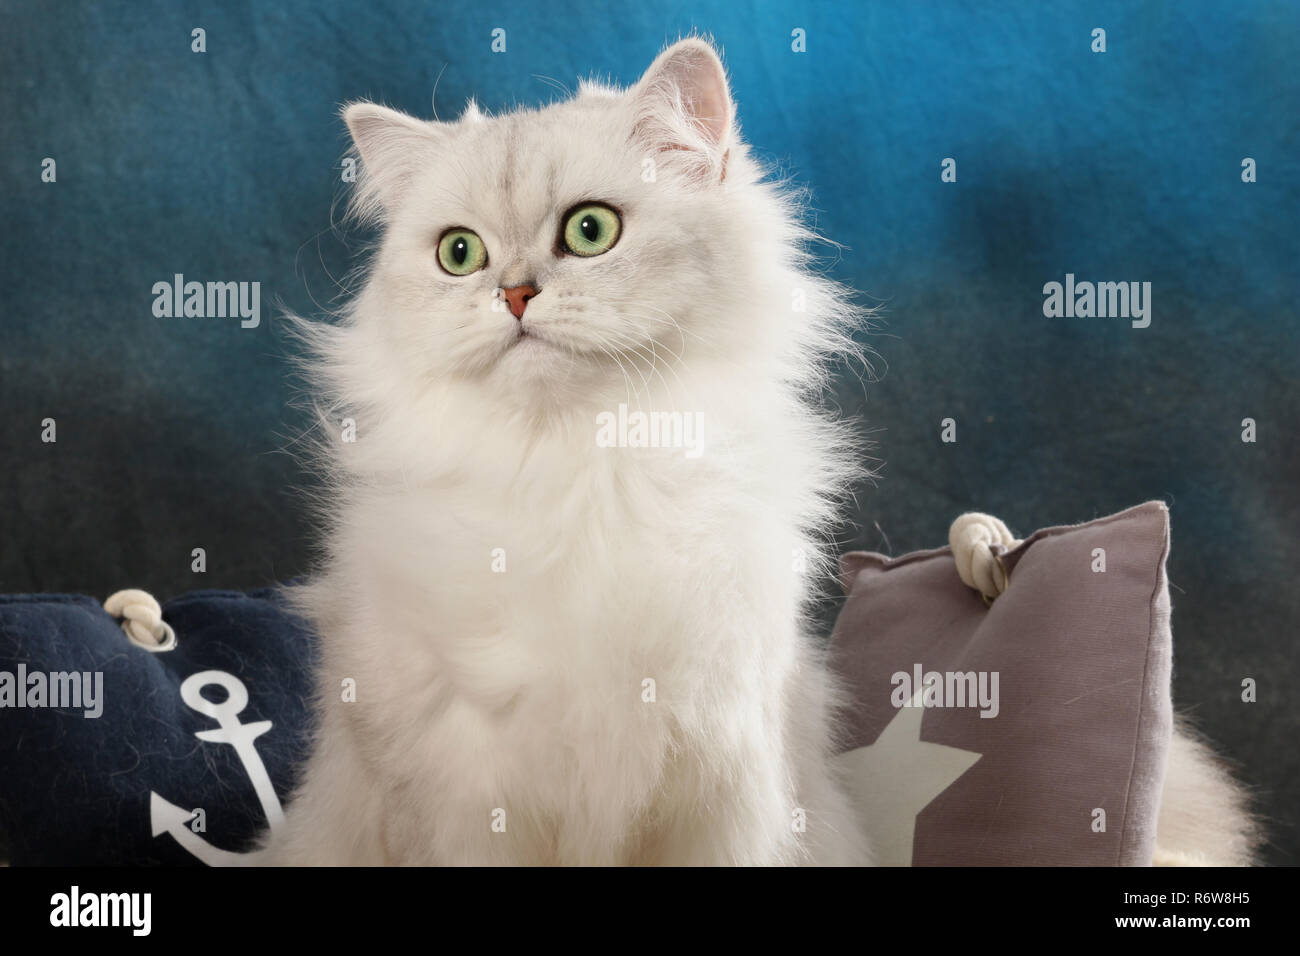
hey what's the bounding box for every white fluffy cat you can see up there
[263,38,1257,866]
[265,39,870,865]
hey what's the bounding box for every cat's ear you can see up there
[630,39,733,183]
[342,102,441,220]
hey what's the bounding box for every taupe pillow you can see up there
[830,502,1173,866]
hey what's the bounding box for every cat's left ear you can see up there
[630,38,733,183]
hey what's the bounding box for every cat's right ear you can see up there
[343,102,440,221]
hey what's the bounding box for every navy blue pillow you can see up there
[0,589,316,865]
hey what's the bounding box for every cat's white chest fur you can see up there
[294,447,796,863]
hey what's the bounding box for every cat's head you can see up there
[336,39,843,415]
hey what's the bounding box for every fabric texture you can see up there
[0,589,314,865]
[830,502,1173,866]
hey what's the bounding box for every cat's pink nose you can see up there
[502,284,538,319]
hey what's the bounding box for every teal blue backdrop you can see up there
[2,0,1297,863]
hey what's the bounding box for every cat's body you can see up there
[266,374,865,865]
[264,40,868,865]
[262,39,1257,866]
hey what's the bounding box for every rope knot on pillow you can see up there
[103,589,176,652]
[948,513,1021,601]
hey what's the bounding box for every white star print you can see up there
[834,690,982,865]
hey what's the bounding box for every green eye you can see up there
[562,204,621,257]
[437,228,488,275]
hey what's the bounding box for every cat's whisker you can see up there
[600,329,656,403]
[624,302,705,351]
[603,338,657,413]
[591,339,640,412]
[601,328,692,415]
[606,317,699,404]
[531,73,573,100]
[610,336,675,407]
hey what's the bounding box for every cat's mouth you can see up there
[512,325,556,349]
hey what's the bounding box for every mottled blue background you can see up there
[1,0,1297,863]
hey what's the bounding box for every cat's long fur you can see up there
[263,39,1258,866]
[1153,718,1261,865]
[264,39,869,865]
